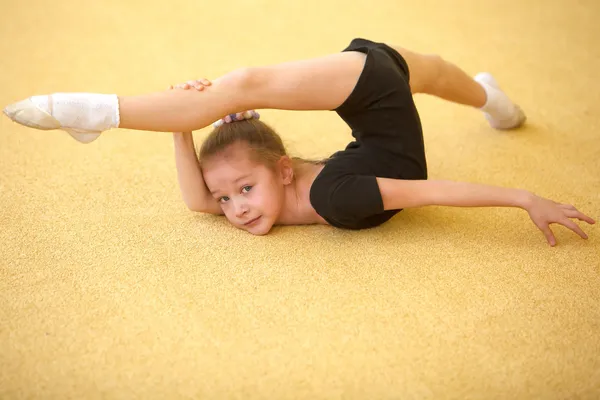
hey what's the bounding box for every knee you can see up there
[223,67,256,91]
[215,66,259,110]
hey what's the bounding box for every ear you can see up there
[276,155,294,185]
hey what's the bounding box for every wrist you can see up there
[173,132,197,154]
[173,131,194,143]
[518,190,536,210]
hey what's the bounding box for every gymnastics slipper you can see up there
[4,97,103,144]
[3,98,61,130]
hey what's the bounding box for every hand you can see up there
[166,78,260,127]
[214,110,260,127]
[168,78,212,91]
[525,194,595,246]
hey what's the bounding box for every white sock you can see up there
[29,93,120,132]
[474,73,526,130]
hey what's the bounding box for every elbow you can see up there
[183,200,205,213]
[186,205,201,213]
[184,199,223,216]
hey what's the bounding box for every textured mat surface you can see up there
[1,0,599,399]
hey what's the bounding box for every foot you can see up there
[474,72,526,130]
[3,98,61,130]
[3,97,101,143]
[3,93,118,144]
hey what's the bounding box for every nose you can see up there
[233,198,249,218]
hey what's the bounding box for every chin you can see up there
[249,229,270,236]
[245,217,273,236]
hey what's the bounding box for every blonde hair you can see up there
[197,119,329,172]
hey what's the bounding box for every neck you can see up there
[277,163,326,226]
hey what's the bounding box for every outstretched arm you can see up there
[376,178,596,246]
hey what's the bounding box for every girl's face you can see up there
[202,143,293,235]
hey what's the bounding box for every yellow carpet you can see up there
[1,0,599,398]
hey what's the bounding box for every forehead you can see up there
[202,144,264,183]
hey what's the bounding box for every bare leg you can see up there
[1,68,255,138]
[3,44,521,138]
[390,44,525,129]
[118,70,251,132]
[3,52,366,136]
[389,44,486,107]
[118,52,365,132]
[423,60,487,107]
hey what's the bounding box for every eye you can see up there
[242,185,253,193]
[218,196,230,204]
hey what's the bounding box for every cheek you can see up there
[254,192,273,210]
[240,182,283,213]
[221,206,233,220]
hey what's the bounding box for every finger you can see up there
[559,203,577,211]
[541,225,557,246]
[560,219,589,240]
[564,209,596,225]
[182,83,190,89]
[168,85,173,90]
[190,80,204,91]
[200,78,212,86]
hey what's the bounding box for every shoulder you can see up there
[310,166,384,220]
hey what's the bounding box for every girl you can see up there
[3,38,595,245]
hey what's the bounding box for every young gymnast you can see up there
[3,38,595,245]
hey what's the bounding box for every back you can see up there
[309,38,428,230]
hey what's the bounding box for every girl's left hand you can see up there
[167,78,260,126]
[168,78,212,91]
[525,194,595,246]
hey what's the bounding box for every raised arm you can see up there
[376,178,596,246]
[173,131,222,215]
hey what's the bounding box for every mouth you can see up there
[244,216,261,226]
